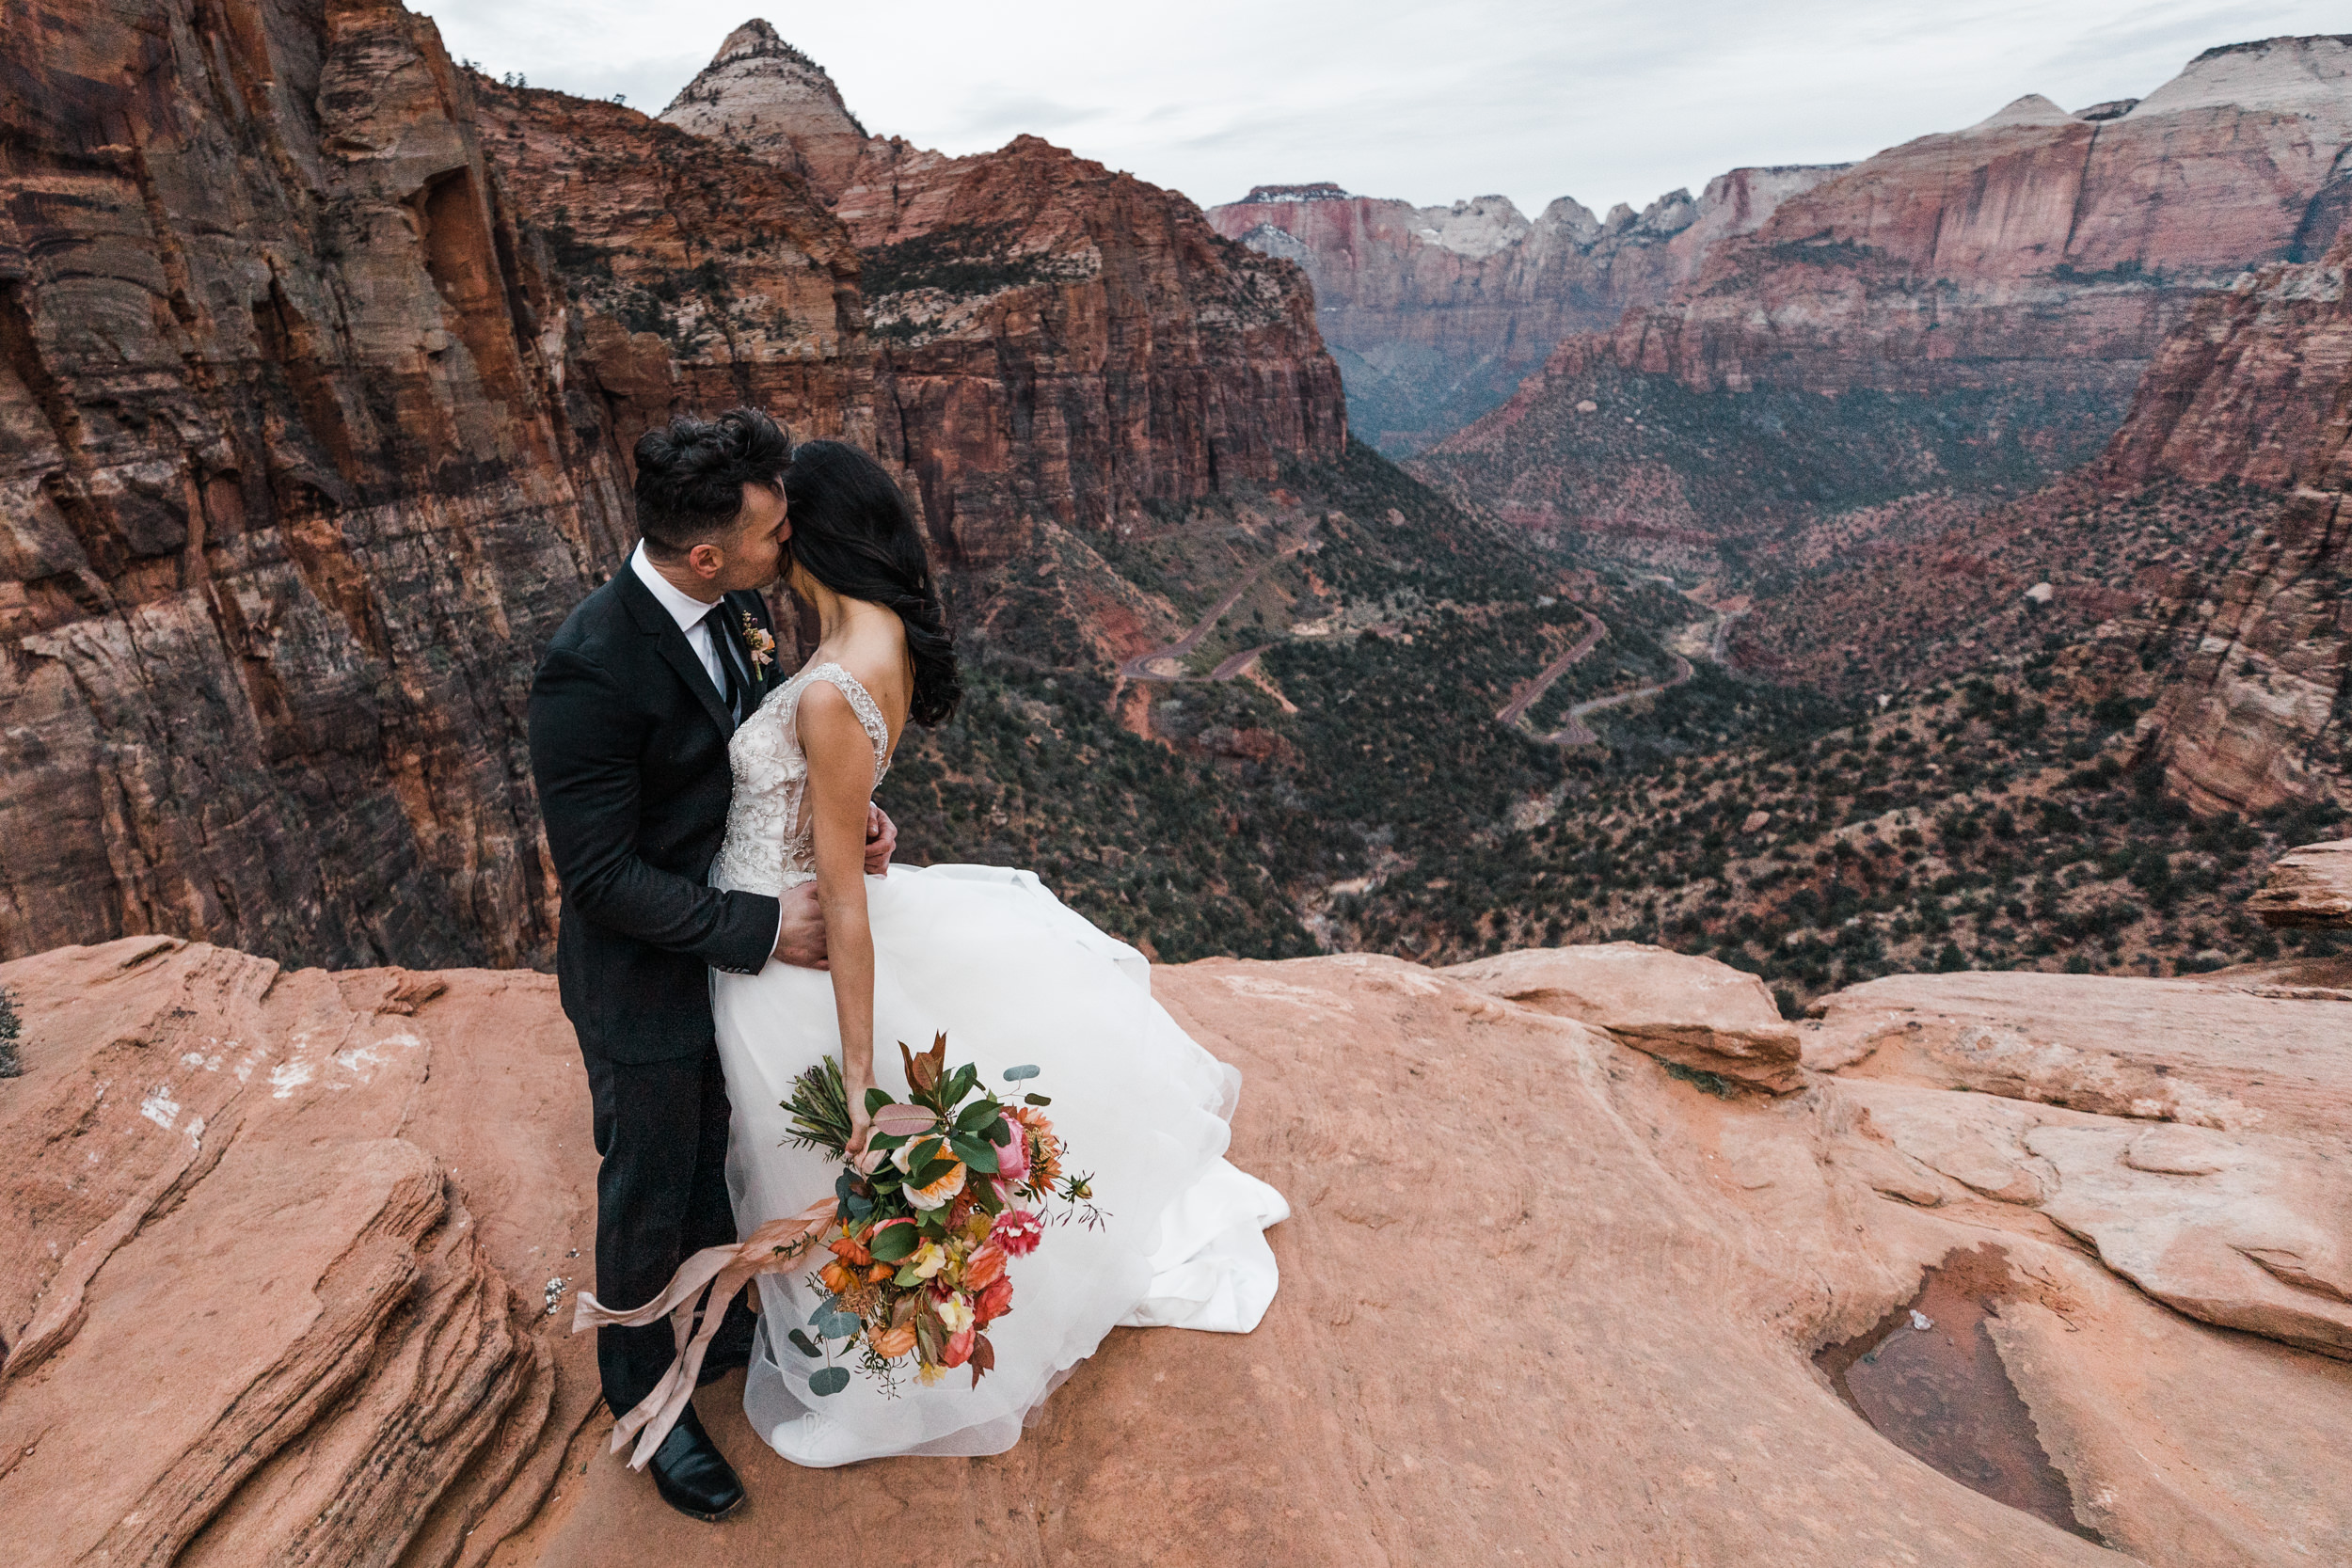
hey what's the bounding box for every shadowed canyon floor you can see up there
[3,936,2347,1564]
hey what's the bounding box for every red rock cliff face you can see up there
[0,0,866,968]
[1206,166,1845,451]
[834,136,1347,570]
[2110,239,2352,813]
[1611,38,2352,399]
[654,30,1349,574]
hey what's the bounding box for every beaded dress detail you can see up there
[710,662,891,897]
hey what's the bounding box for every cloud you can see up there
[412,0,2352,215]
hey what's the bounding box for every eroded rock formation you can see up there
[1611,37,2352,400]
[1411,36,2352,571]
[8,936,2349,1564]
[2107,236,2352,814]
[648,29,1350,574]
[0,0,639,971]
[1207,166,1846,451]
[0,5,1343,969]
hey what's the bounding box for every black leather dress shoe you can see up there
[647,1404,746,1522]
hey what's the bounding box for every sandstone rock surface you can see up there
[9,940,2352,1565]
[0,936,600,1568]
[1446,941,1804,1090]
[2251,838,2352,927]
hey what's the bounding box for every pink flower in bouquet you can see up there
[994,1116,1030,1181]
[942,1324,976,1369]
[993,1208,1043,1257]
[974,1274,1014,1326]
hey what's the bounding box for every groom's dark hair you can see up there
[631,407,790,558]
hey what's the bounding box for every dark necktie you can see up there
[701,605,750,722]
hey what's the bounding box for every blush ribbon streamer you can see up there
[570,1195,840,1470]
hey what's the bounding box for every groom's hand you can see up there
[864,803,898,875]
[772,882,829,969]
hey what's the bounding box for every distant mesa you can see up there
[1239,182,1352,203]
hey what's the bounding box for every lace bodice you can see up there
[710,662,894,896]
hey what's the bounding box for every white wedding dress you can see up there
[708,662,1287,1466]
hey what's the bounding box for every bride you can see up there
[706,440,1286,1466]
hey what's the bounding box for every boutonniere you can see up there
[740,611,775,672]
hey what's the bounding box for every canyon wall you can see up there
[1411,37,2352,574]
[656,24,1349,573]
[0,6,1345,969]
[0,0,607,970]
[1206,166,1846,451]
[1609,37,2352,399]
[0,1,873,969]
[2110,239,2352,813]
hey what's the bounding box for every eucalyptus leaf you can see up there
[817,1309,862,1338]
[787,1328,820,1358]
[808,1366,850,1397]
[1025,1093,1053,1106]
[1003,1064,1041,1081]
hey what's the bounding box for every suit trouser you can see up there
[584,1046,758,1418]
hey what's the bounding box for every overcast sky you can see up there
[411,1,2344,216]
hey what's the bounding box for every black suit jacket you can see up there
[529,565,783,1064]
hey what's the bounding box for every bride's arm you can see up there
[801,682,882,1150]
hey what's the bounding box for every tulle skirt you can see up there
[712,863,1287,1467]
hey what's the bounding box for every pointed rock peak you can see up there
[661,19,871,198]
[1539,196,1601,244]
[1965,93,2076,132]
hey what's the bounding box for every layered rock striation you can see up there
[10,935,2350,1563]
[2105,235,2352,813]
[1609,37,2352,401]
[0,6,1342,969]
[1208,166,1846,451]
[834,136,1347,570]
[0,0,635,971]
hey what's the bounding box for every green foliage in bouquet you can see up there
[779,1034,1097,1395]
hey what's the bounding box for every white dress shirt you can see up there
[629,541,727,691]
[629,541,784,951]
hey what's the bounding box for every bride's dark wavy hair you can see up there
[781,441,961,726]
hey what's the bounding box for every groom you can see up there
[528,407,895,1521]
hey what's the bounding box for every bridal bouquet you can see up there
[781,1034,1101,1393]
